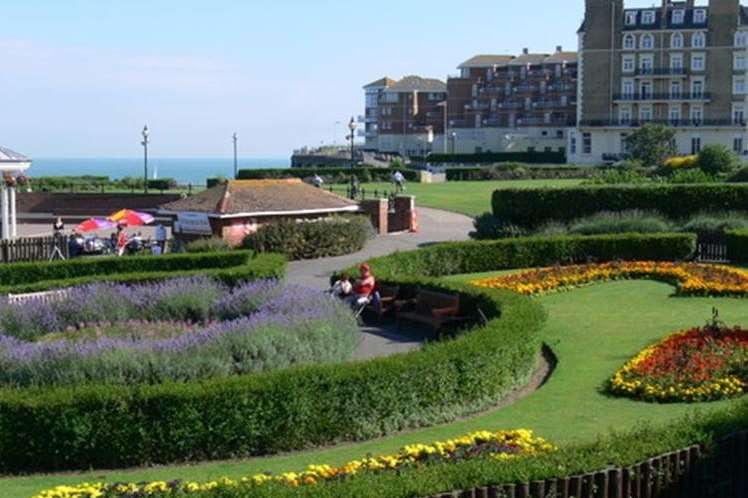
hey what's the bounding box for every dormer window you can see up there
[642,10,656,25]
[625,11,637,26]
[694,9,707,24]
[672,9,685,24]
[641,34,655,50]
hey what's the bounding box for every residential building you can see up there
[446,47,578,154]
[363,77,396,151]
[571,0,748,164]
[371,75,448,156]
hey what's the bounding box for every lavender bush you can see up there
[0,285,358,388]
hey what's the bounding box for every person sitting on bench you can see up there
[331,273,353,299]
[346,263,376,307]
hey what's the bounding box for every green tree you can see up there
[625,124,677,167]
[698,144,740,176]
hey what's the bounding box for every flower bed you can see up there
[608,324,748,403]
[0,277,359,388]
[469,261,748,297]
[32,430,555,498]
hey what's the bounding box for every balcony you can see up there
[534,100,577,109]
[634,67,688,77]
[580,118,745,128]
[497,102,525,110]
[516,117,577,127]
[613,92,711,102]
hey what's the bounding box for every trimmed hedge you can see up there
[237,167,418,184]
[445,164,599,182]
[0,281,544,472]
[0,252,287,294]
[428,151,566,164]
[726,229,748,263]
[493,184,748,227]
[243,216,373,260]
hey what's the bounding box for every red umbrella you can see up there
[108,209,155,227]
[76,218,117,233]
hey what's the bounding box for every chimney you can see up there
[522,48,529,55]
[556,45,563,52]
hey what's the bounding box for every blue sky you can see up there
[2,0,591,158]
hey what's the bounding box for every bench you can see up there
[366,284,400,322]
[396,289,464,334]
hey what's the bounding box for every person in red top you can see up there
[346,263,376,307]
[116,224,128,256]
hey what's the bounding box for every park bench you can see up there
[366,284,400,322]
[396,289,464,334]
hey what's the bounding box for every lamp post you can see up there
[437,100,448,154]
[451,131,457,154]
[232,132,239,179]
[347,117,357,199]
[141,125,150,194]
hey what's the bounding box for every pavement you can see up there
[287,207,474,360]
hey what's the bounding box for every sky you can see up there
[0,0,605,158]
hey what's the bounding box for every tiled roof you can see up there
[458,55,515,69]
[160,179,359,216]
[544,51,577,64]
[385,75,447,93]
[364,77,396,89]
[509,53,551,66]
[0,147,30,163]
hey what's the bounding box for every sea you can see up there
[27,157,290,186]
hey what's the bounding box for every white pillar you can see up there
[1,186,8,241]
[9,186,16,239]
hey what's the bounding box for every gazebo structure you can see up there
[0,147,32,240]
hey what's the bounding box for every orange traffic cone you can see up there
[409,210,418,233]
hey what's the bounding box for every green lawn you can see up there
[329,179,582,217]
[7,277,747,498]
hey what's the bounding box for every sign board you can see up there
[176,212,213,235]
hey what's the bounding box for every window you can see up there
[734,77,747,95]
[619,107,632,125]
[733,104,745,124]
[640,55,654,74]
[692,32,706,49]
[669,106,681,124]
[672,9,685,25]
[692,80,704,98]
[640,81,653,99]
[625,11,637,26]
[641,34,654,50]
[691,106,703,124]
[735,54,747,71]
[570,134,577,155]
[693,9,707,24]
[671,80,682,98]
[642,10,656,24]
[583,133,592,154]
[622,80,635,97]
[640,106,653,122]
[671,32,684,49]
[691,137,702,154]
[383,93,399,103]
[734,137,744,154]
[622,56,635,73]
[623,34,636,50]
[691,53,705,71]
[671,53,684,71]
[736,31,748,47]
[620,133,630,154]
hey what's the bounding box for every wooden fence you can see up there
[0,235,68,263]
[426,431,747,498]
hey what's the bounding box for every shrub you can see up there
[244,216,373,260]
[469,213,526,240]
[625,124,677,167]
[698,144,740,176]
[492,184,748,228]
[726,229,748,263]
[185,237,232,253]
[727,166,748,183]
[237,167,418,184]
[427,151,566,164]
[445,164,597,182]
[567,210,671,235]
[666,168,716,184]
[583,168,650,185]
[681,212,748,239]
[663,155,699,170]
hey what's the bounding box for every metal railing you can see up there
[613,92,711,101]
[580,118,745,127]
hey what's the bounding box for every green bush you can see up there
[583,168,650,185]
[666,168,716,184]
[427,151,566,164]
[244,216,373,260]
[727,166,748,183]
[567,210,672,235]
[445,164,598,182]
[681,212,748,239]
[492,184,748,228]
[698,144,740,176]
[237,167,418,184]
[726,229,748,262]
[185,237,232,253]
[469,213,527,240]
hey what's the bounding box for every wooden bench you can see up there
[366,284,400,322]
[396,289,463,334]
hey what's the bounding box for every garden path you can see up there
[287,207,473,359]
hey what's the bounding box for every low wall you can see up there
[18,192,182,220]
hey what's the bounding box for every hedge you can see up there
[0,281,544,472]
[0,252,287,294]
[726,229,748,263]
[243,216,373,260]
[492,184,748,227]
[428,151,566,164]
[445,164,599,182]
[237,167,418,184]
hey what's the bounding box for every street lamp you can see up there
[141,125,150,194]
[347,117,357,198]
[450,131,457,154]
[232,132,239,179]
[437,100,448,154]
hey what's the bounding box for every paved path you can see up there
[287,207,474,360]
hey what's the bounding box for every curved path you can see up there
[287,207,474,359]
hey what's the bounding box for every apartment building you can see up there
[363,77,396,151]
[446,47,578,154]
[571,0,748,164]
[369,76,447,156]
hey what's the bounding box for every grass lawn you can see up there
[329,179,582,217]
[7,276,747,498]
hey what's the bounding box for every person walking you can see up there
[392,170,406,193]
[312,174,324,188]
[155,223,167,254]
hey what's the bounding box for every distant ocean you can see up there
[27,157,290,185]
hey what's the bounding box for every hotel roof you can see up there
[363,77,397,89]
[160,179,359,218]
[384,75,447,93]
[458,55,515,69]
